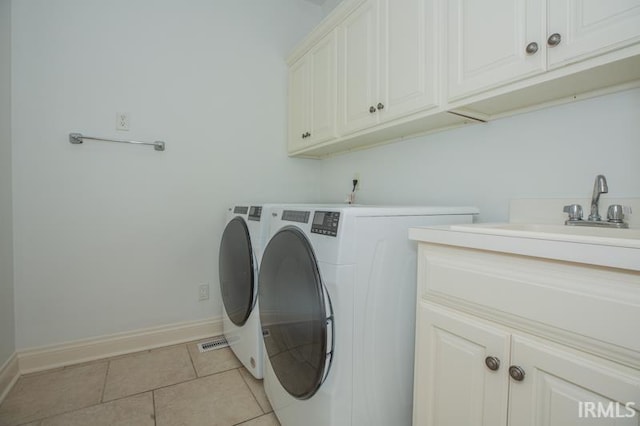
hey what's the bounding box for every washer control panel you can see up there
[282,210,310,224]
[311,211,340,237]
[248,206,262,221]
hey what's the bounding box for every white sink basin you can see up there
[449,223,640,248]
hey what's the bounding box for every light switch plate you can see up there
[116,112,130,131]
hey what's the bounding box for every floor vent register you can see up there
[197,336,230,353]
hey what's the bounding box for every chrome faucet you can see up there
[588,174,608,221]
[562,174,629,229]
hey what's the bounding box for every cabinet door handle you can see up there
[305,132,311,138]
[369,106,377,113]
[547,33,561,47]
[377,102,385,110]
[485,356,500,371]
[301,132,306,139]
[509,365,526,381]
[525,42,539,55]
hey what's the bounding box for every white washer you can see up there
[219,204,275,379]
[258,205,478,426]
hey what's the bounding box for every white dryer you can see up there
[219,204,274,379]
[258,205,478,426]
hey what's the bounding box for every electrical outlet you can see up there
[353,173,361,190]
[198,284,209,301]
[116,112,130,131]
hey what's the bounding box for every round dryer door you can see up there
[259,226,333,400]
[219,217,256,327]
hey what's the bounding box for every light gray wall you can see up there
[9,0,640,354]
[12,0,324,349]
[321,0,344,15]
[0,0,16,365]
[316,88,640,221]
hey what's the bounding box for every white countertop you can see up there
[409,223,640,271]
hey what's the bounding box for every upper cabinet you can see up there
[338,0,438,135]
[337,0,378,135]
[447,0,640,118]
[446,0,545,101]
[447,0,640,101]
[447,0,544,100]
[286,0,640,158]
[287,0,472,158]
[288,30,338,153]
[547,0,640,67]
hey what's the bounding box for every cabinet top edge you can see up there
[409,226,640,272]
[287,0,367,65]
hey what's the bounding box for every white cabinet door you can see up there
[548,0,640,67]
[308,30,337,145]
[288,31,337,152]
[414,302,511,426]
[288,57,310,151]
[338,0,379,136]
[446,0,545,100]
[378,0,438,122]
[340,0,438,132]
[508,335,640,426]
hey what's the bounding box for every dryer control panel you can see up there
[311,211,340,237]
[233,206,249,214]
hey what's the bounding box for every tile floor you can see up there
[0,340,280,426]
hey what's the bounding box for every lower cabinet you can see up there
[414,302,640,426]
[414,303,510,425]
[508,335,640,426]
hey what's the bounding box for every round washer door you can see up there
[259,226,333,400]
[219,217,255,327]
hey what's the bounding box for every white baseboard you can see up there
[0,352,19,404]
[18,317,223,375]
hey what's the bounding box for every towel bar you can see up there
[69,133,165,151]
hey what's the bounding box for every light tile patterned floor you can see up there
[0,340,279,426]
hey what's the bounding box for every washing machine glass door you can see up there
[259,226,333,400]
[219,217,255,327]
